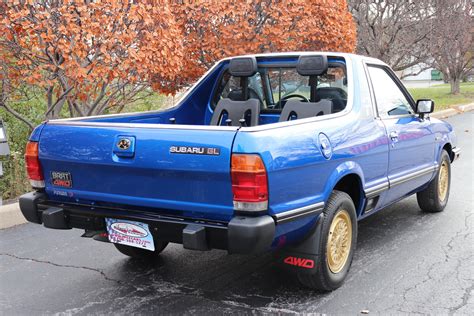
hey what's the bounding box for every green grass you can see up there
[119,92,175,113]
[408,82,474,111]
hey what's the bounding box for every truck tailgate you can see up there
[38,123,238,221]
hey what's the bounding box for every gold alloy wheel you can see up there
[438,160,449,202]
[326,209,352,273]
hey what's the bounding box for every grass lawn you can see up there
[408,82,474,111]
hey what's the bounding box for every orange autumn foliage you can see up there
[172,0,356,89]
[0,0,355,120]
[0,1,183,117]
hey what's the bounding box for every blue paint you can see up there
[31,53,457,247]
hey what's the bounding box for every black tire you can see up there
[114,241,168,260]
[417,150,451,213]
[297,190,357,291]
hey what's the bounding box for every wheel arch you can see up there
[441,142,454,162]
[325,161,365,217]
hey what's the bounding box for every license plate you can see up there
[105,218,155,251]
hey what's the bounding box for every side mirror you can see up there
[416,99,434,118]
[416,99,434,114]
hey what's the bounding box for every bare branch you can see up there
[0,99,35,130]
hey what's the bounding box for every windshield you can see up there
[214,62,348,113]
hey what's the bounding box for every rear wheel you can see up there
[297,190,357,291]
[417,150,451,213]
[114,241,168,260]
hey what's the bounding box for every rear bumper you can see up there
[19,191,275,254]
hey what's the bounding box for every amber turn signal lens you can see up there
[25,141,44,187]
[231,154,268,212]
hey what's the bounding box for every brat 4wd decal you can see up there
[51,171,72,188]
[105,218,155,251]
[169,146,220,156]
[284,256,315,269]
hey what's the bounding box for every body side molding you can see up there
[273,202,325,224]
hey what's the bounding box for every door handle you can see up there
[389,131,399,140]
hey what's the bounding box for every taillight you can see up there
[25,141,45,188]
[231,154,268,212]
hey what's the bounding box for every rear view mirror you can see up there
[416,99,434,114]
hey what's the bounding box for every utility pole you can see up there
[0,120,10,206]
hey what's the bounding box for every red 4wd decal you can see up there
[283,256,315,269]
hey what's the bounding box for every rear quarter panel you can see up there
[233,57,391,246]
[234,108,389,247]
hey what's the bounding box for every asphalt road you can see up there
[1,113,473,315]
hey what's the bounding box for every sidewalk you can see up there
[0,202,26,229]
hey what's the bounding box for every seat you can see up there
[316,87,347,113]
[279,99,333,122]
[227,88,263,105]
[278,55,333,122]
[210,98,260,126]
[211,56,260,127]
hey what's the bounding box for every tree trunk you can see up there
[450,78,460,94]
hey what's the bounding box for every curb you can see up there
[431,108,459,119]
[431,102,474,119]
[0,203,26,229]
[450,103,474,113]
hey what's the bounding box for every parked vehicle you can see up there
[19,53,460,291]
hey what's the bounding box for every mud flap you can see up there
[275,214,324,275]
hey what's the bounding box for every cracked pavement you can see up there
[1,113,473,314]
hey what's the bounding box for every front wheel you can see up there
[114,241,168,260]
[417,150,451,213]
[297,190,357,291]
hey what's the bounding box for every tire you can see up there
[114,241,168,260]
[297,190,357,291]
[417,150,451,213]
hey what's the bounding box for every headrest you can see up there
[297,55,328,76]
[228,56,257,77]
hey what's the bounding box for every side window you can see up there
[368,66,413,117]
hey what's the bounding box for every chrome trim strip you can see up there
[452,147,461,161]
[389,164,438,187]
[365,181,389,198]
[273,202,325,224]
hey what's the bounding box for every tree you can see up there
[349,0,434,75]
[171,0,356,90]
[1,0,357,129]
[429,0,473,94]
[0,1,183,128]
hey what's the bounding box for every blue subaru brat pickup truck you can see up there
[20,53,460,291]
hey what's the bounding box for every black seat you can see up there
[316,87,347,113]
[211,56,260,127]
[211,98,260,126]
[279,55,333,122]
[279,99,332,122]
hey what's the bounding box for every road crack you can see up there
[449,279,474,314]
[0,253,122,284]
